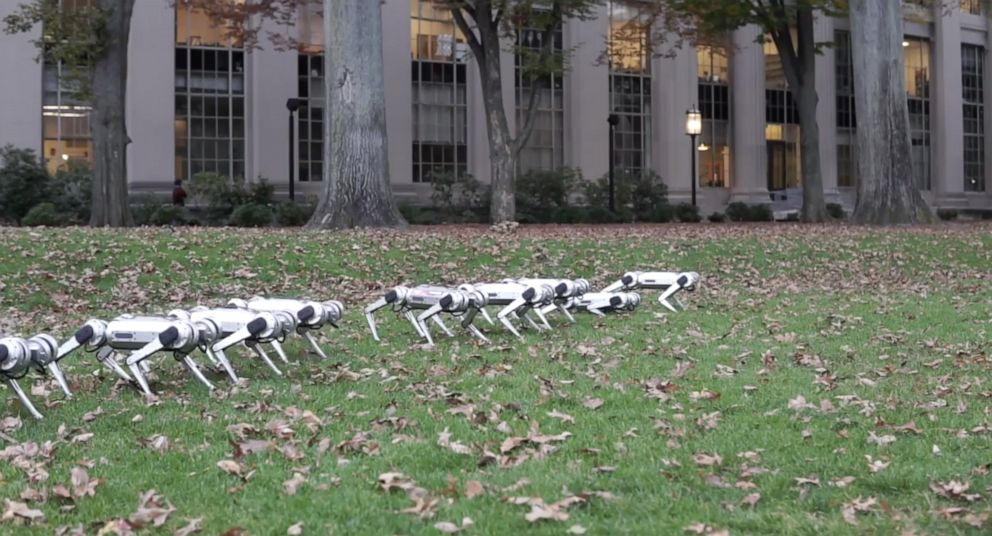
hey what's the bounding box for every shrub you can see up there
[276,202,313,226]
[748,204,773,222]
[51,161,92,223]
[584,169,669,222]
[708,212,726,223]
[22,203,67,227]
[399,205,437,225]
[149,205,187,226]
[188,172,251,223]
[0,145,51,224]
[516,168,581,222]
[228,203,273,227]
[248,179,275,206]
[428,170,488,222]
[725,202,750,222]
[674,203,701,223]
[826,203,845,220]
[937,208,959,221]
[644,203,674,223]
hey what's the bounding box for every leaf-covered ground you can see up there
[0,223,990,535]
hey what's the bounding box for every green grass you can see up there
[0,223,990,535]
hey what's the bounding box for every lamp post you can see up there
[286,98,304,202]
[607,113,620,213]
[685,106,702,207]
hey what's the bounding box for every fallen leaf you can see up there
[1,499,45,523]
[438,428,473,455]
[547,410,575,424]
[217,460,243,476]
[283,473,306,496]
[693,453,723,466]
[465,480,485,499]
[287,522,303,535]
[741,493,761,507]
[567,525,587,534]
[583,398,604,410]
[174,517,203,536]
[128,490,174,528]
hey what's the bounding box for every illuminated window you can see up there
[962,0,983,15]
[175,3,246,182]
[698,43,731,188]
[411,0,468,183]
[963,44,985,192]
[41,0,95,174]
[764,37,800,191]
[176,0,244,48]
[904,37,931,190]
[298,0,323,54]
[516,14,564,172]
[609,1,651,175]
[835,30,857,188]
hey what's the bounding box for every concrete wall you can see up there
[0,2,42,154]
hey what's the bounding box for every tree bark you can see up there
[477,12,515,224]
[89,0,134,227]
[307,0,406,229]
[770,8,827,222]
[848,0,934,224]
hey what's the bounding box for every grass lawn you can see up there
[0,223,990,535]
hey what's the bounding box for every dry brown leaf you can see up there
[841,496,877,525]
[547,410,575,424]
[283,473,307,496]
[1,499,45,523]
[464,480,485,499]
[174,517,203,536]
[217,460,243,476]
[128,490,175,528]
[287,522,303,535]
[741,493,761,508]
[583,398,605,410]
[693,453,723,466]
[438,428,473,455]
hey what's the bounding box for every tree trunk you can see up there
[771,9,827,222]
[848,0,934,224]
[307,0,406,229]
[479,33,516,223]
[89,0,134,227]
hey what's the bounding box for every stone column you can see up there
[730,25,769,204]
[0,3,43,156]
[813,14,840,204]
[566,6,610,182]
[382,0,413,189]
[933,6,966,207]
[651,41,696,202]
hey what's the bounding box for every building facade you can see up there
[1,0,991,214]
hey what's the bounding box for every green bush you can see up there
[725,202,750,222]
[583,169,669,222]
[516,168,581,222]
[826,203,845,220]
[22,202,67,227]
[937,208,959,221]
[276,202,313,226]
[674,203,701,223]
[0,145,51,224]
[428,170,488,223]
[249,179,275,206]
[228,203,273,227]
[748,204,774,222]
[399,205,437,225]
[51,161,92,223]
[644,203,674,223]
[708,212,726,223]
[149,205,187,226]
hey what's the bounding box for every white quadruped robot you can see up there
[0,334,68,419]
[456,281,557,338]
[602,271,700,312]
[365,285,489,345]
[228,297,344,359]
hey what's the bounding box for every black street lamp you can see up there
[685,106,702,207]
[607,113,620,213]
[286,98,305,201]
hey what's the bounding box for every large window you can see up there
[176,0,243,48]
[297,53,324,183]
[175,5,246,182]
[835,30,857,188]
[411,0,468,183]
[764,38,800,191]
[609,1,651,175]
[904,37,931,191]
[963,44,985,192]
[515,15,564,171]
[962,0,983,15]
[698,43,731,188]
[42,0,95,175]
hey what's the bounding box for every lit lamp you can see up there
[286,98,305,202]
[685,106,703,207]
